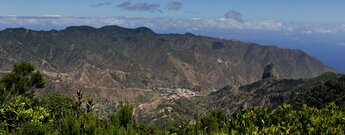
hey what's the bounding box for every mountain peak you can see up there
[3,27,30,33]
[65,25,95,31]
[98,25,155,34]
[98,25,124,31]
[133,27,155,35]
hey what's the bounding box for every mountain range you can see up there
[0,25,339,126]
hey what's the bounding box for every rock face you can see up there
[262,63,279,79]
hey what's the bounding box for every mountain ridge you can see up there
[0,25,337,124]
[0,25,336,89]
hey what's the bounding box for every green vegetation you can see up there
[0,62,345,134]
[0,61,45,106]
[291,72,345,109]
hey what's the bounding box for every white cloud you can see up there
[116,2,162,13]
[301,30,313,34]
[167,1,182,11]
[224,10,242,22]
[43,15,62,18]
[0,16,344,35]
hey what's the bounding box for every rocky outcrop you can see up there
[262,63,279,79]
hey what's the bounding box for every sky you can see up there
[1,0,345,23]
[0,0,345,72]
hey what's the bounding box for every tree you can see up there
[200,109,227,134]
[0,96,52,131]
[0,61,45,105]
[41,93,75,119]
[86,99,94,113]
[108,102,133,129]
[74,90,84,112]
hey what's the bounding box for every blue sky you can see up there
[1,0,345,23]
[0,0,345,72]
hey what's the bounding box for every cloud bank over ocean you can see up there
[1,16,344,35]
